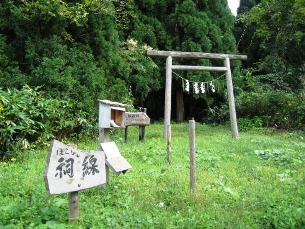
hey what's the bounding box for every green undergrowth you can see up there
[0,124,304,228]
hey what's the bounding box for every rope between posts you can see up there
[172,71,226,84]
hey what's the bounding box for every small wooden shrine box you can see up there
[98,100,128,129]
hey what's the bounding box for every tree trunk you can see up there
[176,88,184,122]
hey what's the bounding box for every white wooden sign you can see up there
[124,112,150,126]
[100,142,132,175]
[45,140,106,194]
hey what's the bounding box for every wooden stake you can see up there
[167,124,171,164]
[69,191,79,224]
[164,56,172,139]
[189,119,196,191]
[124,126,128,143]
[224,57,239,139]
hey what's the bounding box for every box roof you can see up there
[98,100,128,108]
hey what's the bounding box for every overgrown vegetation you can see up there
[233,0,305,130]
[209,91,305,130]
[0,86,91,159]
[0,0,304,157]
[0,124,304,228]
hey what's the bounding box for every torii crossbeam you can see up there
[147,50,247,140]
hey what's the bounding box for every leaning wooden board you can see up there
[100,141,132,175]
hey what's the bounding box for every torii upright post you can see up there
[225,57,239,139]
[164,56,172,139]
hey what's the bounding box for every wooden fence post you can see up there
[164,56,172,139]
[167,124,171,164]
[224,57,239,139]
[189,119,196,191]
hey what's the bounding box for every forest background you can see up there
[0,0,304,159]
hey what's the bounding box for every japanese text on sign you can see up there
[45,140,106,194]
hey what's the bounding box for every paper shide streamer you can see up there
[194,82,199,94]
[200,82,206,94]
[181,78,216,94]
[210,81,216,93]
[174,71,224,95]
[185,80,190,93]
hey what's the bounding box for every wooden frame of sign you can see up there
[147,50,248,141]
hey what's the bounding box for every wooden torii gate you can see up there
[147,50,247,140]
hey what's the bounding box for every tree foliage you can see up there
[130,0,238,119]
[235,0,305,91]
[2,0,304,158]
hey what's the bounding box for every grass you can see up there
[0,123,305,228]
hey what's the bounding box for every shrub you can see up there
[236,91,305,130]
[0,86,90,159]
[208,91,305,130]
[238,117,263,131]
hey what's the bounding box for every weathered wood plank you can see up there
[98,100,128,108]
[100,142,132,175]
[172,65,227,72]
[147,50,247,60]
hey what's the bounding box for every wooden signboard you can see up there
[45,140,106,195]
[100,142,132,175]
[124,112,150,126]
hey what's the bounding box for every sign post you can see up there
[44,140,107,223]
[69,191,79,224]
